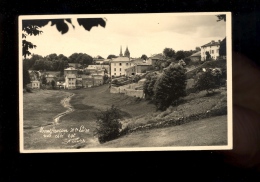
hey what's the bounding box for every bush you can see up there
[94,105,123,144]
[194,68,221,94]
[143,72,158,100]
[153,64,187,111]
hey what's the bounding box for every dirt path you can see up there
[53,93,75,124]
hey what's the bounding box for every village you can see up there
[27,39,225,99]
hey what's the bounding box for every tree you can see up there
[219,37,226,58]
[216,15,226,22]
[194,68,220,94]
[163,48,175,58]
[22,18,106,58]
[141,54,148,60]
[51,80,55,89]
[23,68,31,88]
[107,54,117,59]
[94,105,123,144]
[97,55,104,59]
[206,51,211,61]
[41,76,47,85]
[175,50,186,61]
[153,64,187,111]
[143,72,158,100]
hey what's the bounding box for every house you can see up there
[201,40,221,61]
[110,46,133,77]
[93,74,104,86]
[125,64,152,76]
[189,51,201,62]
[45,74,57,85]
[68,63,79,69]
[93,58,105,64]
[56,81,65,89]
[65,74,76,89]
[85,65,98,75]
[64,67,78,77]
[147,54,165,66]
[76,77,83,88]
[82,75,94,88]
[31,80,40,89]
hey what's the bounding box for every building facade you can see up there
[65,74,76,89]
[201,40,221,61]
[110,46,132,77]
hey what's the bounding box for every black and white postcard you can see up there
[19,12,232,152]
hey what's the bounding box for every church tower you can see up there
[119,46,123,56]
[124,46,130,58]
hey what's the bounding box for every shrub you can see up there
[143,72,158,100]
[194,68,221,94]
[94,105,123,144]
[153,64,187,111]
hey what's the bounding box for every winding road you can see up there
[53,93,75,124]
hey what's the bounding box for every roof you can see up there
[190,51,201,57]
[66,74,76,78]
[64,67,77,71]
[46,74,55,78]
[111,56,130,62]
[201,40,220,47]
[149,54,165,60]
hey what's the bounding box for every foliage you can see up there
[69,53,93,65]
[94,105,123,144]
[184,57,191,66]
[163,48,175,58]
[22,18,106,58]
[23,53,69,71]
[143,72,158,100]
[206,51,211,61]
[107,54,118,59]
[132,75,141,83]
[219,37,226,57]
[216,15,226,22]
[194,68,221,94]
[41,76,47,85]
[141,54,148,60]
[23,69,31,88]
[153,65,187,111]
[175,50,194,61]
[51,80,55,89]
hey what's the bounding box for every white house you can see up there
[31,80,40,89]
[110,56,133,76]
[201,40,221,61]
[65,74,76,89]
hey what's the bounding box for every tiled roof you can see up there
[66,74,76,78]
[201,40,220,47]
[190,51,201,57]
[149,54,165,60]
[111,56,130,62]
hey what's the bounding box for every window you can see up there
[114,68,116,71]
[114,73,116,75]
[126,63,128,66]
[120,68,121,71]
[119,63,122,66]
[211,50,214,54]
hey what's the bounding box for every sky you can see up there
[21,13,227,59]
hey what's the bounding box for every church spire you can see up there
[119,45,123,56]
[124,46,130,58]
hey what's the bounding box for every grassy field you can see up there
[23,83,227,150]
[89,115,227,148]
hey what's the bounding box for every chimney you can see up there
[211,40,215,44]
[218,40,221,43]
